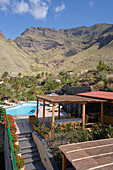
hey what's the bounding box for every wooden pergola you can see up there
[36,95,107,126]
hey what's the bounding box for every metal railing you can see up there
[5,113,17,170]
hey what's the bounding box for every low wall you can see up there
[0,123,5,152]
[32,132,58,170]
[4,127,13,170]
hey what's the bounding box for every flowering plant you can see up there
[11,133,18,142]
[4,114,25,169]
[13,143,19,153]
[4,114,17,133]
[15,154,25,170]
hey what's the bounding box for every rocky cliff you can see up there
[0,23,113,75]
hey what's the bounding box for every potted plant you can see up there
[33,119,39,130]
[37,124,50,139]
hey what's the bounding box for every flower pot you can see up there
[37,128,50,139]
[41,132,50,140]
[37,128,41,135]
[29,115,36,123]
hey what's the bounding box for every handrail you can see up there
[5,113,17,170]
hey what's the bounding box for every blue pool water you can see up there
[6,102,42,116]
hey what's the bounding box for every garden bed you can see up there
[46,123,113,169]
[33,120,54,140]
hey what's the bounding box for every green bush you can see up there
[38,124,50,134]
[0,107,6,122]
[107,74,113,82]
[97,81,105,88]
[34,119,39,127]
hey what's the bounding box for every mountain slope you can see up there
[0,23,113,75]
[0,35,34,75]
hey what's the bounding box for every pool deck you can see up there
[14,104,68,134]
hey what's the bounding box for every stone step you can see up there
[21,147,38,154]
[22,151,39,159]
[18,136,33,142]
[25,155,41,164]
[20,141,37,150]
[18,132,32,138]
[25,161,45,170]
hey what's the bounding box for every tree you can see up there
[0,107,5,122]
[2,72,9,79]
[36,74,41,79]
[41,72,44,77]
[97,60,110,72]
[18,73,22,77]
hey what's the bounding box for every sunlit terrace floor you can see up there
[15,105,68,134]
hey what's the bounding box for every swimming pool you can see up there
[6,102,42,116]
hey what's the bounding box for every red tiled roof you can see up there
[77,91,113,100]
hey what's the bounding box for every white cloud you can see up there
[29,0,49,19]
[13,1,29,14]
[0,0,50,19]
[89,1,94,8]
[0,0,9,4]
[0,0,9,12]
[55,3,66,13]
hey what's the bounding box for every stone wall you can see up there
[0,123,5,152]
[61,86,92,115]
[4,127,13,170]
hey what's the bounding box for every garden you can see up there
[46,122,113,169]
[32,117,113,169]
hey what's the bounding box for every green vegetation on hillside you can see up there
[0,61,113,103]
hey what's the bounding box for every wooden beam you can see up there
[62,153,66,170]
[52,103,55,126]
[58,104,60,119]
[36,98,39,118]
[101,102,104,122]
[82,103,86,127]
[43,100,45,124]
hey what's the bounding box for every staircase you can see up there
[18,132,45,170]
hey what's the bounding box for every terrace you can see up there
[36,94,107,127]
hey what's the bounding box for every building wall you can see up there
[0,124,5,152]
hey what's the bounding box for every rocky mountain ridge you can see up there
[0,23,113,75]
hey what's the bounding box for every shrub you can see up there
[97,81,105,88]
[38,124,49,134]
[91,123,113,140]
[107,74,113,82]
[0,107,5,122]
[98,73,107,82]
[15,154,25,169]
[34,119,39,127]
[13,144,19,153]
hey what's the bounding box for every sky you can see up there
[0,0,113,40]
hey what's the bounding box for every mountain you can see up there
[1,23,113,75]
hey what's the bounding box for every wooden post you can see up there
[58,104,60,119]
[36,98,39,118]
[43,100,45,124]
[62,153,66,170]
[101,102,104,123]
[52,103,55,126]
[82,103,86,127]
